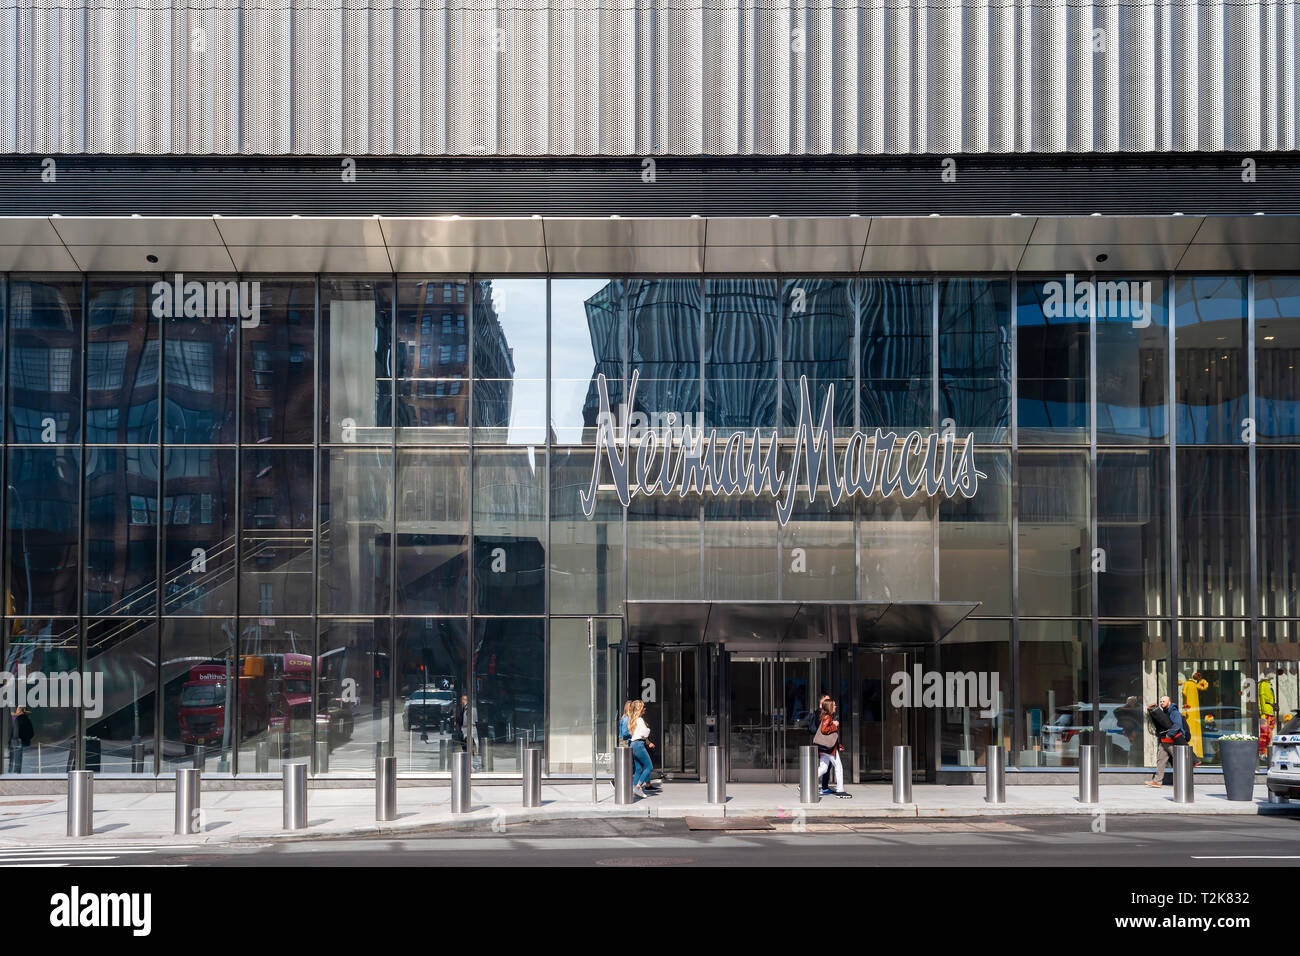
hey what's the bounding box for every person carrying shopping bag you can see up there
[627,701,659,797]
[815,698,852,798]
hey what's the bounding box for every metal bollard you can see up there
[706,745,726,804]
[282,762,307,829]
[985,745,1006,803]
[439,737,450,771]
[192,745,205,771]
[175,768,201,835]
[481,742,494,772]
[892,745,913,804]
[131,739,146,775]
[255,739,270,773]
[799,745,820,804]
[314,740,329,775]
[1079,744,1100,804]
[517,735,530,772]
[521,747,542,808]
[376,755,397,822]
[66,771,93,837]
[613,746,635,804]
[1173,745,1195,804]
[449,751,471,813]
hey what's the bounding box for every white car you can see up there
[1266,715,1300,800]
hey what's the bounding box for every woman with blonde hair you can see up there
[627,700,657,797]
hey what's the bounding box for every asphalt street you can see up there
[13,813,1300,867]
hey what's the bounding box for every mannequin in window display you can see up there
[1180,673,1209,762]
[1259,676,1276,757]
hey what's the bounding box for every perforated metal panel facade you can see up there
[1,0,1297,155]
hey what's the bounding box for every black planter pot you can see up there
[1219,739,1259,802]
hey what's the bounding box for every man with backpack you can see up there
[1145,695,1187,787]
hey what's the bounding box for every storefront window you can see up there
[1097,621,1169,768]
[939,277,1011,443]
[628,493,700,600]
[1095,276,1169,442]
[1017,278,1089,443]
[396,449,469,614]
[938,619,1011,768]
[548,617,622,775]
[84,618,156,774]
[1018,450,1090,616]
[783,279,853,436]
[628,278,700,428]
[859,277,932,430]
[395,617,468,773]
[550,447,623,614]
[164,292,238,445]
[162,617,236,773]
[472,279,546,445]
[1018,620,1091,768]
[3,619,79,773]
[84,447,158,615]
[7,278,82,444]
[471,617,544,774]
[1177,447,1249,618]
[1097,448,1169,618]
[703,496,777,600]
[1255,275,1300,442]
[243,279,314,445]
[1176,619,1250,767]
[861,492,934,601]
[320,278,392,444]
[1259,621,1300,768]
[87,279,159,445]
[781,493,855,600]
[473,447,545,614]
[240,448,314,615]
[940,447,1011,615]
[551,279,623,446]
[397,277,469,445]
[235,617,315,772]
[162,447,236,614]
[1257,448,1300,618]
[319,448,393,614]
[704,278,778,435]
[7,446,80,616]
[1174,275,1247,445]
[317,618,390,773]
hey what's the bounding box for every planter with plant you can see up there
[1217,734,1260,801]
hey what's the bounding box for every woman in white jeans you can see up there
[815,699,851,798]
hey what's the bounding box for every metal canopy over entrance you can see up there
[625,599,980,648]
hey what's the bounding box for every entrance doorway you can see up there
[855,649,929,783]
[726,653,828,782]
[636,646,700,779]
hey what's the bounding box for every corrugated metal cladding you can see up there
[1,0,1297,155]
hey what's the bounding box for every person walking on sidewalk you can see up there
[9,706,33,774]
[815,698,851,798]
[1145,695,1187,787]
[627,700,658,798]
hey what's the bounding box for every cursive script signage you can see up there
[580,372,984,526]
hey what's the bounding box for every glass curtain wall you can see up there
[0,273,1296,776]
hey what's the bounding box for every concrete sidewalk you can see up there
[0,780,1293,846]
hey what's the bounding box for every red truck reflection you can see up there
[178,661,268,753]
[268,653,313,757]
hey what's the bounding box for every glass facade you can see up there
[1,273,1296,777]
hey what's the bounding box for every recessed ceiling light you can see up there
[1265,335,1276,341]
[146,254,158,264]
[1095,253,1108,263]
